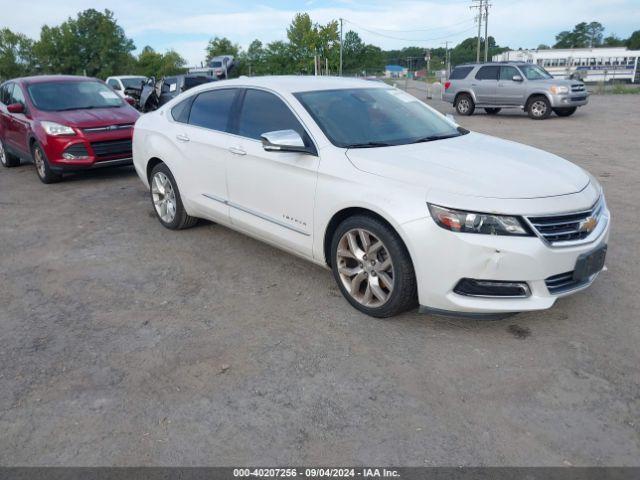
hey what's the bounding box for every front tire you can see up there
[149,162,198,230]
[455,93,475,116]
[553,107,577,117]
[330,215,417,318]
[0,138,21,167]
[527,96,551,120]
[32,142,62,183]
[484,107,501,115]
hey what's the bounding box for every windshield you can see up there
[295,88,463,148]
[519,65,553,80]
[28,81,124,111]
[121,77,146,89]
[211,61,222,68]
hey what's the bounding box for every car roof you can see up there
[10,75,99,85]
[110,75,146,79]
[193,75,390,94]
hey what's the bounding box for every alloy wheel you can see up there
[0,140,6,166]
[457,99,470,114]
[336,228,395,307]
[531,100,547,118]
[151,171,177,223]
[33,147,46,178]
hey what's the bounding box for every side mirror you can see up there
[261,129,312,154]
[512,75,524,82]
[7,103,24,114]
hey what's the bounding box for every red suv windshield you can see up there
[27,81,124,111]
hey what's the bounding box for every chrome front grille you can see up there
[82,124,134,134]
[527,197,604,246]
[571,84,586,93]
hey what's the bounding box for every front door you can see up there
[473,65,499,104]
[497,66,525,105]
[226,88,319,258]
[6,83,29,155]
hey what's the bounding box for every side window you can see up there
[107,79,121,90]
[188,89,237,132]
[449,66,473,80]
[11,84,26,106]
[475,66,499,80]
[171,97,193,124]
[162,77,177,94]
[237,89,305,141]
[499,66,520,80]
[1,83,14,105]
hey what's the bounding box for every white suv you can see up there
[132,76,609,318]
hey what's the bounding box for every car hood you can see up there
[37,106,139,128]
[345,132,589,199]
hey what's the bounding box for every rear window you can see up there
[449,66,473,80]
[475,66,499,80]
[171,98,193,123]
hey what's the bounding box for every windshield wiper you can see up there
[344,141,395,149]
[410,132,462,144]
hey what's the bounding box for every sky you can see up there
[0,0,638,66]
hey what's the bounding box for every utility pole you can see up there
[339,18,343,76]
[442,41,451,77]
[484,1,491,62]
[471,0,483,63]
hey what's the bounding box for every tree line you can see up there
[1,9,638,82]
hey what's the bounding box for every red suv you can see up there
[0,75,140,183]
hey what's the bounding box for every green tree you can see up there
[135,46,186,78]
[554,21,604,48]
[602,34,625,47]
[34,9,135,78]
[537,44,551,50]
[241,39,267,76]
[262,41,293,75]
[205,37,240,63]
[286,13,339,74]
[627,30,640,50]
[0,28,35,80]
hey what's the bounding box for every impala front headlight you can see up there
[41,121,76,136]
[428,204,531,236]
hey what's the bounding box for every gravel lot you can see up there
[1,93,639,466]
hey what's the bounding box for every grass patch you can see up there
[611,84,640,94]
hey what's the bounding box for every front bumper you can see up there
[549,92,589,108]
[402,207,610,315]
[39,131,133,172]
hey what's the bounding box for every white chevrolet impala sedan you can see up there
[132,76,610,318]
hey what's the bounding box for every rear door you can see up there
[171,88,240,222]
[496,65,525,105]
[225,88,319,257]
[473,66,499,104]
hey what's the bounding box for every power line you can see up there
[345,17,474,34]
[343,19,477,43]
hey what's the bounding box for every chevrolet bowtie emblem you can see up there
[579,216,598,233]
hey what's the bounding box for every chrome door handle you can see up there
[176,134,190,142]
[229,146,246,156]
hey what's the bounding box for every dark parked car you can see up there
[129,74,217,112]
[0,75,140,183]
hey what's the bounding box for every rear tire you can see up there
[484,107,501,115]
[527,96,551,120]
[0,138,20,167]
[455,93,475,116]
[32,142,62,183]
[330,215,418,318]
[553,107,577,117]
[149,162,198,230]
